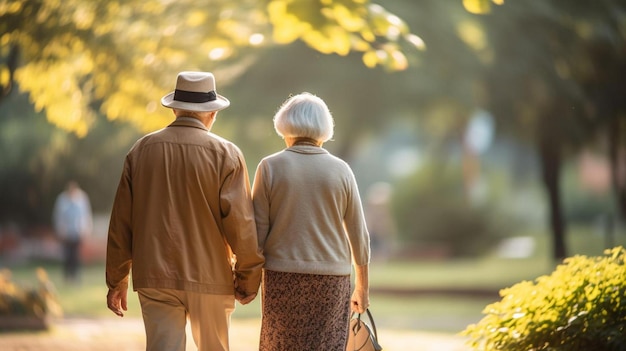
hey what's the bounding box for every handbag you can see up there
[346,308,383,351]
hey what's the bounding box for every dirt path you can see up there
[0,317,469,350]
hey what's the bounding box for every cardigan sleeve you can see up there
[252,160,271,251]
[342,169,371,266]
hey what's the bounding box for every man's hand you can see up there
[235,289,257,305]
[107,288,128,317]
[233,273,259,305]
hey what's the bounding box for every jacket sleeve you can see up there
[220,149,265,295]
[105,157,133,292]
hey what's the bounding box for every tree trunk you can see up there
[608,117,626,221]
[538,132,567,262]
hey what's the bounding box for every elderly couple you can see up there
[105,71,371,351]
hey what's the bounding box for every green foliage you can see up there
[564,189,614,225]
[391,159,512,257]
[268,0,425,70]
[462,0,504,14]
[0,90,139,224]
[462,247,626,351]
[0,0,423,136]
[561,162,615,224]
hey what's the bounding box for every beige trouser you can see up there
[137,288,235,351]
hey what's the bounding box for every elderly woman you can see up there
[252,92,371,350]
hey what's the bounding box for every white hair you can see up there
[273,92,334,142]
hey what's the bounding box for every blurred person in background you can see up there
[105,71,264,351]
[53,180,92,283]
[252,92,371,350]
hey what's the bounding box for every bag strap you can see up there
[356,309,383,351]
[354,309,378,340]
[364,309,378,340]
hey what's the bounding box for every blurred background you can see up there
[1,0,625,347]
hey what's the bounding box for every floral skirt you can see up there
[259,270,351,351]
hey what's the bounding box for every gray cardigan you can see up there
[252,144,370,276]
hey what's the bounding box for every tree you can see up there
[0,90,140,225]
[473,0,626,261]
[580,28,626,237]
[0,0,423,136]
[0,0,430,229]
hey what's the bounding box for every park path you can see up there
[0,317,469,351]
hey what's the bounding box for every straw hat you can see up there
[161,71,230,112]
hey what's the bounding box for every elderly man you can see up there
[105,71,264,351]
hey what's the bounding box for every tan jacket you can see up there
[106,118,264,296]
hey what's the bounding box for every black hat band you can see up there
[174,89,217,103]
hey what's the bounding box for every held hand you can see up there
[350,288,370,314]
[235,289,257,305]
[233,273,258,305]
[107,288,128,317]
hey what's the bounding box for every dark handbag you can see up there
[346,309,383,351]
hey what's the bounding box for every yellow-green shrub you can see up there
[462,246,626,351]
[0,268,62,319]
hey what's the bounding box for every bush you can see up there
[461,246,626,351]
[391,161,513,257]
[0,267,62,328]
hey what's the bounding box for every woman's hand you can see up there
[350,287,369,314]
[351,264,370,313]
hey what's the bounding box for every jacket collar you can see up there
[168,117,208,131]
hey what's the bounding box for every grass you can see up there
[0,254,571,334]
[3,226,625,334]
[369,257,551,290]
